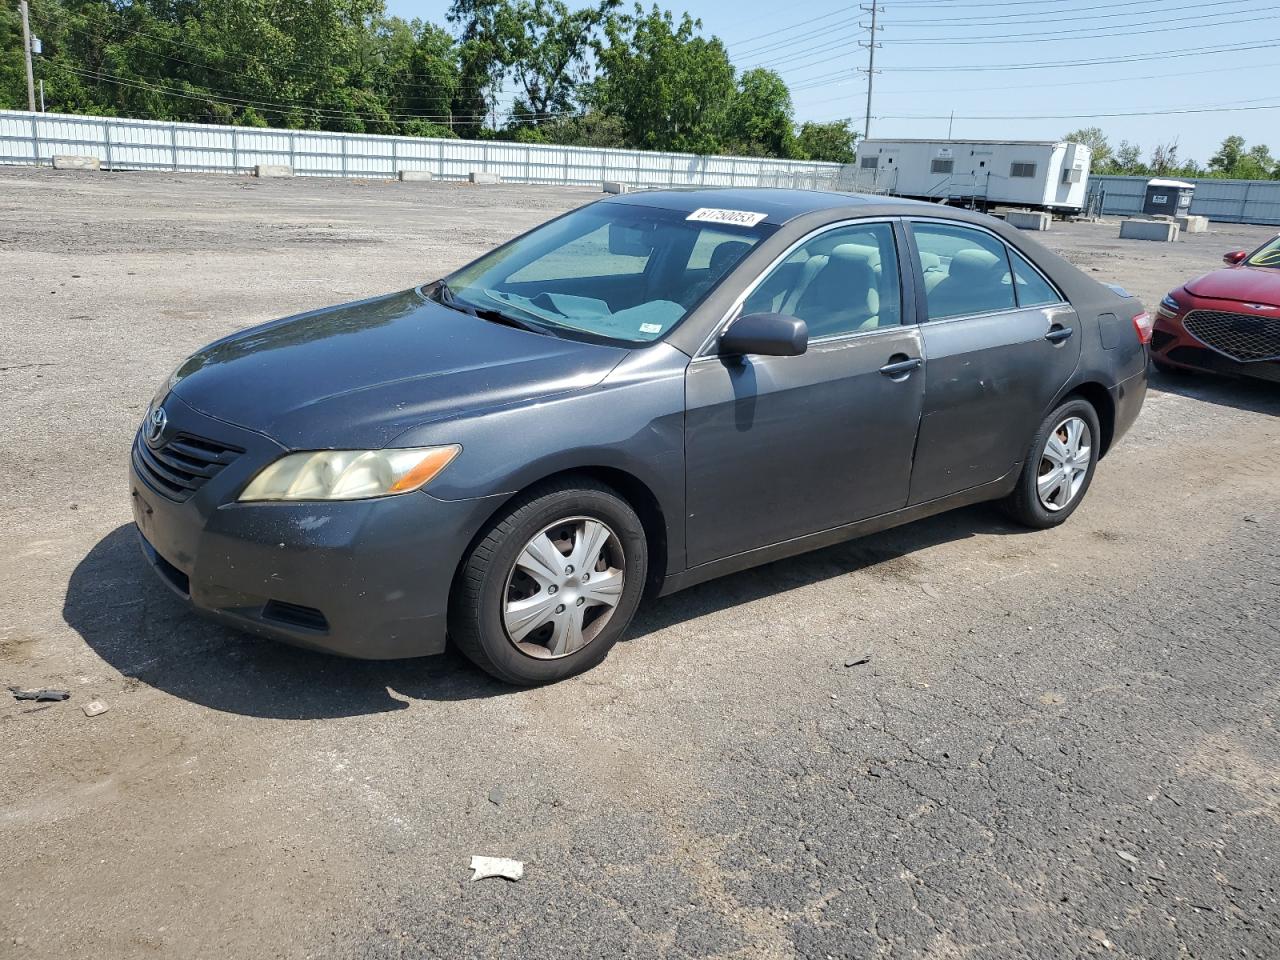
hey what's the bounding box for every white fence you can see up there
[0,110,853,190]
[1087,175,1280,226]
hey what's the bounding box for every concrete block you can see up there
[253,164,293,178]
[1006,209,1051,231]
[1120,218,1179,242]
[1176,214,1208,234]
[51,155,101,171]
[397,170,434,182]
[469,171,500,184]
[602,180,631,194]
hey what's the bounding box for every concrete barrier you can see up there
[254,164,293,178]
[397,170,434,182]
[51,155,101,171]
[602,180,631,194]
[1120,219,1179,242]
[1006,209,1051,231]
[1176,214,1209,234]
[469,171,500,184]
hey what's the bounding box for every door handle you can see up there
[879,356,922,377]
[1045,326,1074,343]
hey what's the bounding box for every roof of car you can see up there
[603,187,932,225]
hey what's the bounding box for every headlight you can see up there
[1158,293,1183,318]
[238,445,460,502]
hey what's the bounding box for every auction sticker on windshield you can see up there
[686,208,769,228]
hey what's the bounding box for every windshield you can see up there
[1246,234,1280,268]
[440,202,775,345]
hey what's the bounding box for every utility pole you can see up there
[19,0,37,112]
[858,3,883,142]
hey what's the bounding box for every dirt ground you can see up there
[1,168,1277,960]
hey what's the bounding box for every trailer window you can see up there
[1010,162,1037,178]
[860,156,879,169]
[931,158,955,175]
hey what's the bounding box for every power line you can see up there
[53,63,568,125]
[877,8,1275,44]
[881,0,1256,25]
[797,59,1280,103]
[871,100,1280,122]
[785,36,1280,86]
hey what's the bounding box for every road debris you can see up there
[488,786,505,807]
[8,686,70,702]
[921,583,942,600]
[844,653,871,667]
[469,856,524,882]
[82,699,110,718]
[1115,850,1139,867]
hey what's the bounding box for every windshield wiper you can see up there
[433,281,549,334]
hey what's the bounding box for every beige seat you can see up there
[792,247,880,337]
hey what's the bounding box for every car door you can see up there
[684,219,926,567]
[904,219,1082,505]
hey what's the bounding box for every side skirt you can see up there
[657,469,1018,597]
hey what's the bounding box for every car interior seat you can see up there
[792,247,880,337]
[927,248,1009,318]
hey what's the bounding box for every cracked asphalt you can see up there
[1,169,1277,959]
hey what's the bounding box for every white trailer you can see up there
[851,139,1092,214]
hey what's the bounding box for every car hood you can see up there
[1184,265,1280,307]
[168,288,630,449]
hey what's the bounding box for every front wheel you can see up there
[1002,398,1101,529]
[449,479,648,685]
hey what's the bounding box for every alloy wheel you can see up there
[502,516,626,659]
[1037,416,1092,512]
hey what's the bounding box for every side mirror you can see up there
[1224,250,1248,265]
[719,312,808,358]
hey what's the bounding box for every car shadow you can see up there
[64,524,513,719]
[628,502,1028,639]
[1149,366,1280,416]
[67,506,1029,719]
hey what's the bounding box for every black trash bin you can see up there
[1142,178,1195,218]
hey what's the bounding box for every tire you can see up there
[1001,398,1102,530]
[449,478,648,685]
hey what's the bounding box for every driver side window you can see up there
[742,222,902,339]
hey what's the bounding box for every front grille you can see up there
[1183,309,1280,363]
[133,431,243,502]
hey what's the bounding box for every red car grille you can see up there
[1183,309,1280,363]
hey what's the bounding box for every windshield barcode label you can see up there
[686,208,768,227]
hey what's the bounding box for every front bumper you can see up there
[129,393,503,659]
[1152,312,1280,383]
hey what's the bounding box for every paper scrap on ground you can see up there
[469,856,524,882]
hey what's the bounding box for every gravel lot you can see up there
[1,168,1277,960]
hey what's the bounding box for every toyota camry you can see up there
[130,189,1148,684]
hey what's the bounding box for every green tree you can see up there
[1111,140,1144,175]
[724,68,795,158]
[1064,126,1111,171]
[593,5,735,154]
[795,119,857,164]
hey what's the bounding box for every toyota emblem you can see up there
[146,407,168,445]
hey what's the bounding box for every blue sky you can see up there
[384,0,1279,165]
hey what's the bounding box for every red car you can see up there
[1152,233,1280,382]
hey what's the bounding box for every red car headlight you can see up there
[1157,293,1183,319]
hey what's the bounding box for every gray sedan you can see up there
[130,188,1149,684]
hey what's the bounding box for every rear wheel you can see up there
[1002,398,1101,529]
[449,479,647,685]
